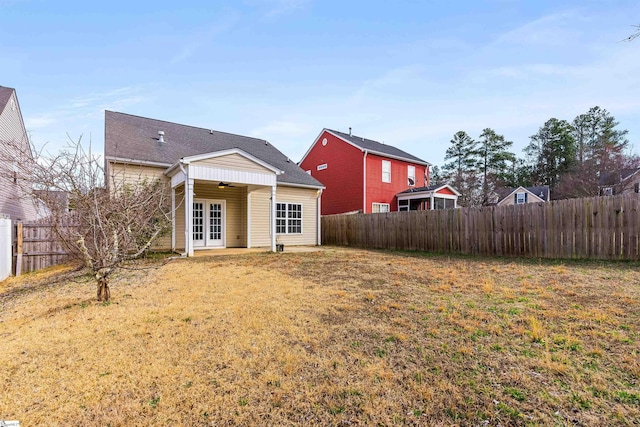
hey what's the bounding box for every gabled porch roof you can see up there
[165,148,283,190]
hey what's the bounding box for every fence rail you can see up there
[13,221,71,274]
[321,194,640,260]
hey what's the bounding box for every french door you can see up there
[193,199,225,248]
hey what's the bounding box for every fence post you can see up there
[15,222,23,276]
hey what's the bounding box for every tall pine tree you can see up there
[525,118,576,189]
[442,131,480,207]
[478,128,515,205]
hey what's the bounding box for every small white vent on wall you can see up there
[322,138,328,146]
[317,163,327,171]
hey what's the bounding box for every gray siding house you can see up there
[0,86,38,220]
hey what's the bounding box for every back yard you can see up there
[1,248,639,426]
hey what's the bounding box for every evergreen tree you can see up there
[525,118,576,188]
[430,165,442,186]
[442,131,480,207]
[477,128,515,204]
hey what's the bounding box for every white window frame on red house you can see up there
[372,202,390,213]
[382,160,391,183]
[407,165,415,186]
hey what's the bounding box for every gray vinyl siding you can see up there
[0,91,39,221]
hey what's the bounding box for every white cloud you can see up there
[262,0,309,19]
[24,86,149,150]
[169,11,240,64]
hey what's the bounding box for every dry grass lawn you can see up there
[1,248,639,426]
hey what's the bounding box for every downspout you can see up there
[363,150,368,213]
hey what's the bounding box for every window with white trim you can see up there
[398,199,409,211]
[276,203,303,234]
[515,192,527,204]
[407,165,415,186]
[317,163,327,171]
[635,183,640,193]
[372,203,390,213]
[382,160,391,183]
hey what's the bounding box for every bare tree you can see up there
[621,24,640,42]
[11,137,172,301]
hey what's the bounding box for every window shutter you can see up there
[524,193,528,203]
[514,194,517,204]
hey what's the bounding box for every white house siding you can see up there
[249,187,272,248]
[107,162,172,249]
[174,184,185,251]
[193,154,273,174]
[0,91,38,220]
[276,186,319,246]
[107,162,167,188]
[249,185,319,248]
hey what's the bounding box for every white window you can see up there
[515,192,527,204]
[601,187,613,196]
[398,199,409,211]
[276,203,303,234]
[382,160,391,183]
[407,165,415,186]
[317,163,327,171]
[372,203,390,213]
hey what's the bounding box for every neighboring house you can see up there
[599,168,640,196]
[494,185,550,206]
[299,128,433,215]
[0,86,38,221]
[397,184,461,211]
[104,111,324,256]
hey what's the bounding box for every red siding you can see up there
[300,131,364,215]
[365,154,428,213]
[436,187,456,196]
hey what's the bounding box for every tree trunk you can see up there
[95,268,112,302]
[97,276,110,302]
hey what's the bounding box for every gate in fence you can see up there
[11,221,70,276]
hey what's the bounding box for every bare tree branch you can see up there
[5,136,174,301]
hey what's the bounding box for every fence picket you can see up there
[321,194,640,261]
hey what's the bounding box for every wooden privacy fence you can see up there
[322,194,640,260]
[13,221,71,275]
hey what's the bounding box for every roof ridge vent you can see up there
[158,130,165,143]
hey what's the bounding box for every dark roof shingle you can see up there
[327,129,428,165]
[105,111,323,187]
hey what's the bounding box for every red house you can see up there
[300,128,433,215]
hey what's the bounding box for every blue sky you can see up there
[1,0,639,166]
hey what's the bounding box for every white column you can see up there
[247,191,251,249]
[171,187,176,251]
[271,185,276,252]
[430,193,434,210]
[185,178,194,256]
